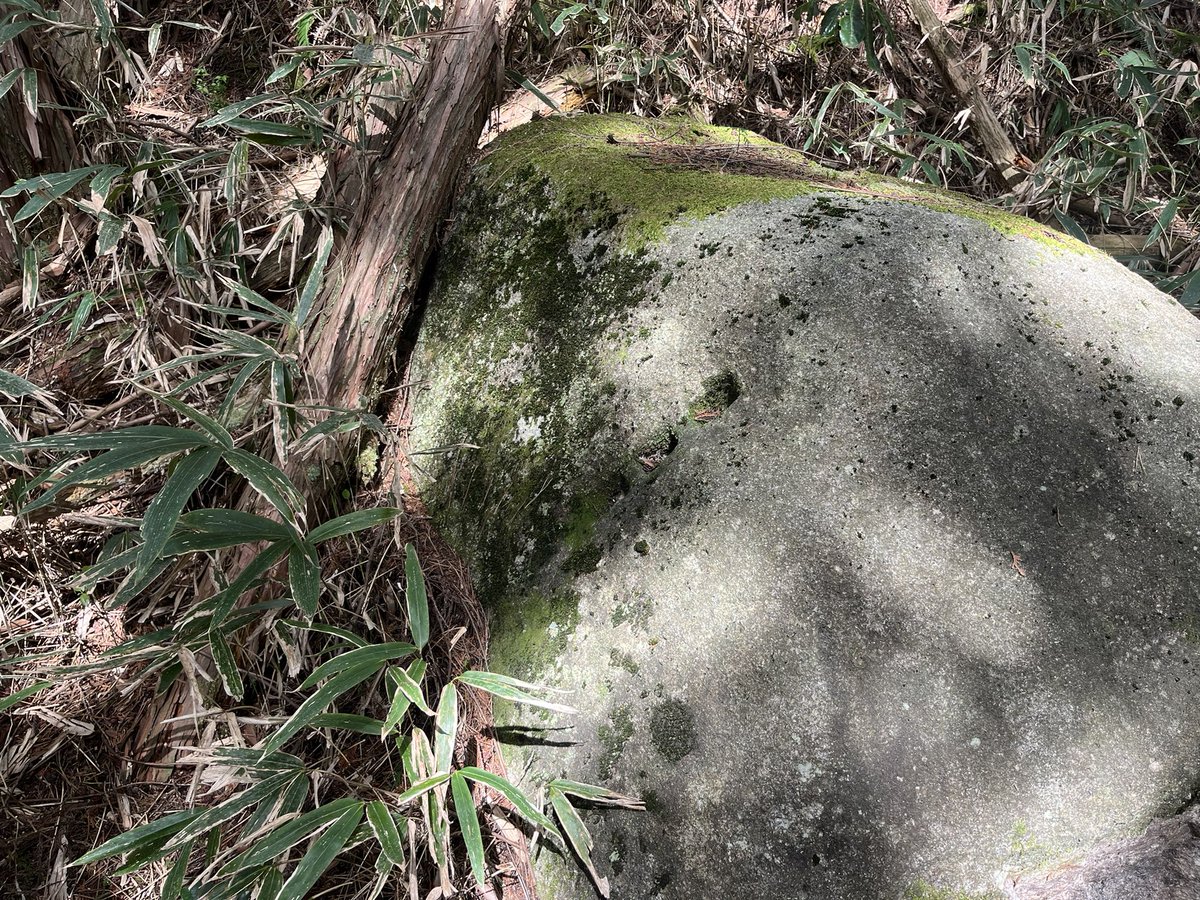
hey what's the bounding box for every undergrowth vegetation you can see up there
[517,0,1199,304]
[0,0,1196,898]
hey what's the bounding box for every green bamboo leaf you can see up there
[262,660,386,754]
[451,772,487,886]
[0,680,52,713]
[547,779,645,809]
[218,275,295,328]
[458,767,559,835]
[433,684,457,774]
[280,618,368,647]
[209,627,244,701]
[365,801,405,867]
[22,443,188,515]
[390,663,433,716]
[220,798,360,875]
[395,772,450,805]
[1147,197,1182,247]
[266,56,303,85]
[201,93,279,127]
[295,225,333,329]
[223,118,315,146]
[381,658,425,738]
[1053,209,1090,244]
[137,446,222,577]
[96,211,124,256]
[159,839,192,900]
[0,367,42,398]
[225,448,304,525]
[164,771,293,851]
[210,541,289,624]
[175,509,293,545]
[300,642,417,691]
[209,747,305,774]
[69,810,201,867]
[288,540,321,617]
[454,671,576,714]
[156,394,233,449]
[294,410,385,447]
[257,866,283,900]
[550,788,610,898]
[307,507,402,544]
[276,803,363,900]
[88,0,113,44]
[241,772,307,840]
[20,243,37,307]
[16,425,210,453]
[404,543,428,650]
[307,713,386,734]
[550,2,584,33]
[530,1,551,37]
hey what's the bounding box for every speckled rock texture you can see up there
[410,115,1200,899]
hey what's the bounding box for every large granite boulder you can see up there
[410,114,1200,899]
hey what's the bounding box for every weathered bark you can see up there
[299,1,520,429]
[907,0,1026,188]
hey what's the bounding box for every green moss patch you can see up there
[688,370,741,420]
[489,588,581,681]
[598,704,635,779]
[479,113,1095,255]
[649,699,697,762]
[479,115,830,249]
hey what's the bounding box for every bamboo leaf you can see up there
[454,670,576,714]
[404,543,428,650]
[550,788,610,898]
[458,767,559,835]
[433,684,457,774]
[381,658,425,738]
[70,810,201,867]
[394,772,450,805]
[308,713,386,734]
[299,642,417,691]
[365,801,405,867]
[307,507,402,544]
[22,443,190,515]
[209,627,244,701]
[390,663,433,716]
[222,798,358,874]
[137,446,222,577]
[276,803,363,900]
[16,425,210,453]
[262,660,387,754]
[164,772,293,851]
[22,245,37,306]
[156,394,233,450]
[0,368,42,398]
[295,225,333,329]
[158,839,192,900]
[451,772,487,886]
[547,779,646,809]
[175,509,293,545]
[224,448,304,525]
[0,680,52,713]
[288,540,321,617]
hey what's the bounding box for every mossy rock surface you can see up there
[411,114,1200,899]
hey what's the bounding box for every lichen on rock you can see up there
[411,113,1200,899]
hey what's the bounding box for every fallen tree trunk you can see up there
[907,0,1026,188]
[133,0,528,786]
